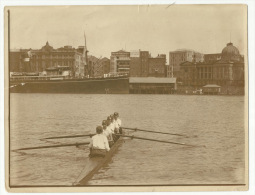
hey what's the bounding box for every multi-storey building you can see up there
[148,54,166,77]
[166,65,172,77]
[179,42,244,94]
[88,55,110,77]
[140,51,150,77]
[204,53,222,63]
[169,49,204,78]
[110,50,130,75]
[130,56,141,77]
[10,41,86,78]
[100,57,111,76]
[111,50,166,77]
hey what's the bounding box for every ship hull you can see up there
[10,77,129,94]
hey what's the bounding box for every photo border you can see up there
[1,0,254,194]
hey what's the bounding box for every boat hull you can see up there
[75,136,124,185]
[10,77,129,94]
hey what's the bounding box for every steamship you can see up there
[10,67,129,94]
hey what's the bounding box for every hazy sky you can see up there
[9,5,247,63]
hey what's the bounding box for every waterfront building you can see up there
[111,49,166,77]
[166,65,172,77]
[129,77,176,94]
[204,53,222,63]
[140,51,150,77]
[100,57,111,76]
[148,54,166,77]
[10,41,85,78]
[88,55,110,77]
[130,55,141,77]
[169,49,204,78]
[129,50,150,77]
[110,50,130,75]
[179,42,244,95]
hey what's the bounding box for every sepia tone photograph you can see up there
[4,4,248,192]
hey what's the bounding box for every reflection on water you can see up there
[10,94,245,186]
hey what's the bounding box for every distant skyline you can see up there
[9,5,247,63]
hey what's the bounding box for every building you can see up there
[179,42,244,95]
[148,54,166,77]
[88,56,110,77]
[10,41,86,78]
[88,55,110,77]
[110,50,130,75]
[129,50,150,77]
[140,51,150,77]
[166,65,172,77]
[204,53,222,63]
[110,50,166,77]
[9,49,23,72]
[202,84,221,95]
[129,55,141,77]
[129,77,176,94]
[100,57,111,76]
[88,55,99,77]
[169,49,204,78]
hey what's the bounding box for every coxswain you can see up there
[89,126,110,157]
[102,120,114,147]
[113,112,122,134]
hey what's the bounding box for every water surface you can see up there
[10,94,245,186]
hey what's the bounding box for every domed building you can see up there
[221,42,242,62]
[179,42,245,95]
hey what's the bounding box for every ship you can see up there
[9,74,129,94]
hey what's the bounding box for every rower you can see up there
[107,116,115,134]
[113,112,122,134]
[102,120,114,147]
[89,126,110,157]
[107,116,118,142]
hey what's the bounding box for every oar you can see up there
[43,134,95,140]
[13,142,90,151]
[117,134,205,148]
[122,127,188,137]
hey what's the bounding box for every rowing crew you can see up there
[88,112,122,157]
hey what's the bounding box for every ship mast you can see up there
[83,31,89,76]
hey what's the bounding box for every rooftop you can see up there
[129,77,176,84]
[203,84,221,88]
[171,48,202,54]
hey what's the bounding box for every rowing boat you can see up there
[74,135,124,185]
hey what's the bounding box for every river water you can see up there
[9,94,245,186]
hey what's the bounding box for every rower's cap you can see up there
[106,120,111,126]
[114,112,119,116]
[107,116,112,121]
[102,120,107,126]
[96,126,103,134]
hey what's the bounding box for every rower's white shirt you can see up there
[89,134,110,151]
[103,127,111,137]
[109,123,115,133]
[114,118,122,129]
[105,127,113,141]
[106,126,112,135]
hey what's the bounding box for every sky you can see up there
[8,5,247,63]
